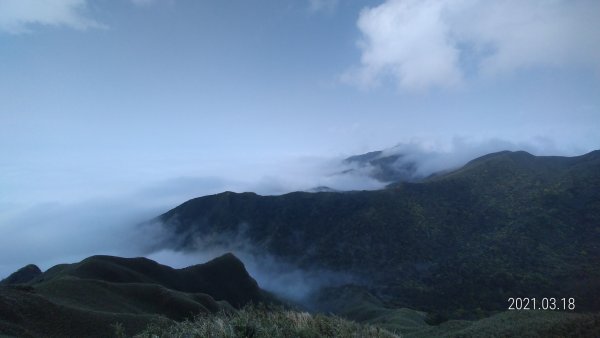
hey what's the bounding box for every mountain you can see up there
[2,255,598,338]
[152,150,600,318]
[0,264,41,285]
[342,150,419,182]
[4,149,598,336]
[0,253,265,337]
[33,253,262,308]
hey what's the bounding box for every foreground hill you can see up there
[137,307,600,338]
[1,255,598,337]
[311,285,600,337]
[0,264,41,285]
[0,253,264,337]
[136,305,401,338]
[153,150,600,318]
[33,253,262,308]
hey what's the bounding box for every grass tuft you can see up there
[133,305,399,338]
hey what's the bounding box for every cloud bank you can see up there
[376,136,568,178]
[0,137,588,280]
[146,225,356,303]
[345,0,600,90]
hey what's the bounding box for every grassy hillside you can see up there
[132,304,600,338]
[1,253,598,337]
[155,150,600,318]
[134,305,400,338]
[0,285,171,337]
[311,285,600,337]
[0,265,41,285]
[35,277,222,321]
[311,285,431,333]
[411,311,600,338]
[0,254,264,337]
[33,253,263,308]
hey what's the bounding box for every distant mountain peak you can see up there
[461,150,534,166]
[342,150,419,183]
[307,186,339,193]
[343,150,385,163]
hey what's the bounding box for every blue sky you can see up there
[1,0,599,275]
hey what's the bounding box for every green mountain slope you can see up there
[33,253,262,308]
[0,285,171,338]
[0,264,41,285]
[311,285,600,337]
[155,150,600,318]
[0,253,263,337]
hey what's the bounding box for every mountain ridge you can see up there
[0,253,266,337]
[0,264,41,285]
[152,149,600,318]
[342,149,419,182]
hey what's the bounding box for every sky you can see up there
[1,0,600,277]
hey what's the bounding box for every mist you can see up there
[0,136,593,281]
[148,247,355,304]
[340,136,585,183]
[121,218,355,303]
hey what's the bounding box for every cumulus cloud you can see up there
[0,0,103,34]
[345,0,600,90]
[345,0,462,89]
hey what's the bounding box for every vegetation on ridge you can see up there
[130,304,600,338]
[0,254,264,337]
[156,150,600,318]
[132,305,399,338]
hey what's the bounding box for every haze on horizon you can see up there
[1,0,599,278]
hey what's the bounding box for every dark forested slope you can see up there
[155,150,600,317]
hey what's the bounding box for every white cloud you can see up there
[346,0,462,90]
[379,136,569,177]
[308,0,339,13]
[346,0,600,90]
[0,0,102,34]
